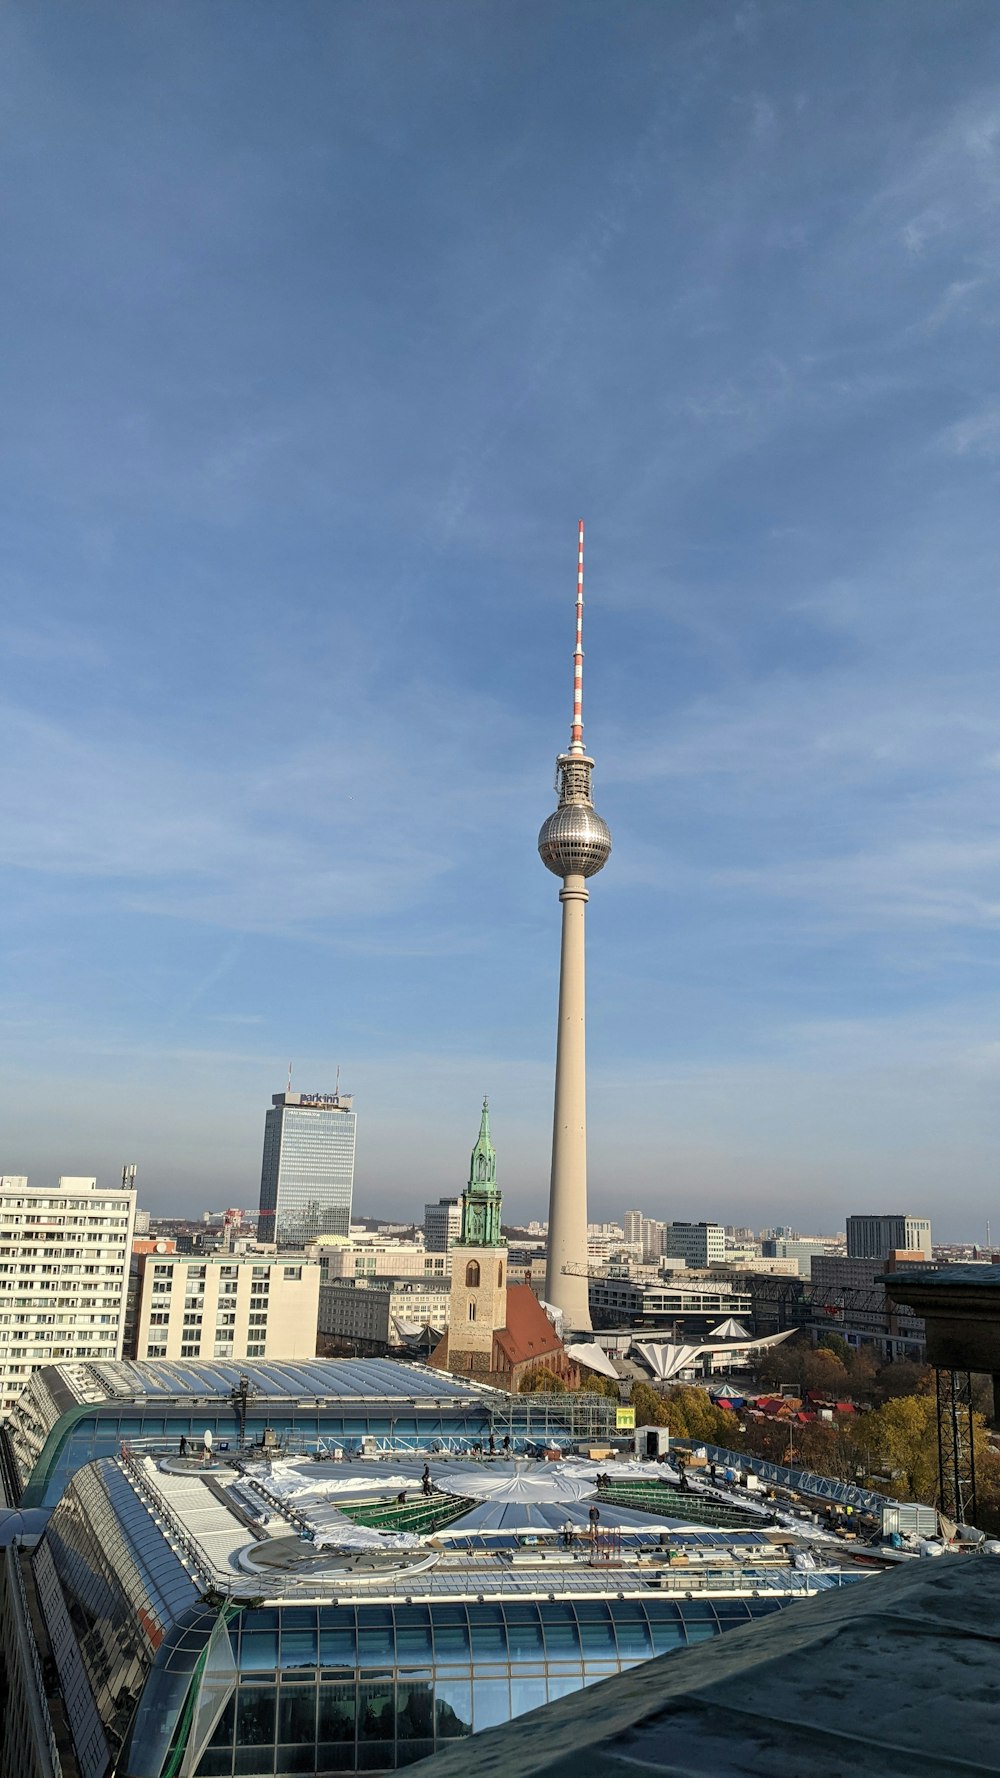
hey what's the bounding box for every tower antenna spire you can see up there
[570,519,585,755]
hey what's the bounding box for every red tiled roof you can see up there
[493,1284,564,1368]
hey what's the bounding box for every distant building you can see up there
[317,1276,453,1354]
[640,1217,667,1260]
[808,1252,927,1359]
[257,1088,357,1247]
[665,1221,726,1268]
[129,1251,321,1362]
[0,1174,136,1416]
[424,1196,462,1251]
[134,1208,150,1235]
[589,1274,751,1333]
[310,1234,450,1281]
[847,1215,932,1261]
[761,1237,835,1277]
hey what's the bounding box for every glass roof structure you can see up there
[26,1449,867,1778]
[3,1359,498,1509]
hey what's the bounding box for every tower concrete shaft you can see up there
[545,874,592,1327]
[537,522,611,1331]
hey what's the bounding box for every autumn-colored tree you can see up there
[574,1374,620,1400]
[518,1366,566,1394]
[664,1386,744,1448]
[872,1359,933,1403]
[629,1381,671,1427]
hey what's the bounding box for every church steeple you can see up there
[469,1097,496,1189]
[458,1097,504,1247]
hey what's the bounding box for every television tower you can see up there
[538,520,612,1329]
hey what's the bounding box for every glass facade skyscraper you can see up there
[257,1091,357,1248]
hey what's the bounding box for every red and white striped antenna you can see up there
[569,518,585,754]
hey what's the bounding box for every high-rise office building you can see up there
[0,1174,136,1415]
[257,1089,356,1248]
[846,1215,932,1261]
[424,1196,462,1251]
[538,522,612,1330]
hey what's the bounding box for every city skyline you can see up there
[4,5,1000,1236]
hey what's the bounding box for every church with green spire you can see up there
[456,1097,505,1249]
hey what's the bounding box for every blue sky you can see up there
[4,2,1000,1236]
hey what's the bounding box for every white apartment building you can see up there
[665,1221,726,1267]
[131,1252,321,1362]
[309,1235,451,1282]
[0,1175,136,1415]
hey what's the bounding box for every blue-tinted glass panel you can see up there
[317,1683,356,1742]
[539,1604,582,1658]
[278,1688,316,1743]
[319,1618,357,1669]
[233,1748,273,1774]
[240,1633,278,1673]
[357,1743,393,1772]
[396,1679,435,1741]
[358,1678,394,1741]
[546,1673,584,1702]
[502,1605,545,1660]
[607,1602,653,1659]
[434,1678,472,1738]
[315,1744,356,1773]
[574,1604,618,1657]
[280,1629,318,1670]
[430,1609,470,1663]
[473,1677,511,1731]
[394,1606,434,1665]
[236,1685,276,1747]
[510,1674,548,1719]
[466,1605,508,1660]
[397,1740,435,1768]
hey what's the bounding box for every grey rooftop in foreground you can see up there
[883,1263,1000,1373]
[410,1555,1000,1778]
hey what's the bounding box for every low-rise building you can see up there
[317,1276,453,1354]
[129,1251,321,1363]
[589,1275,751,1334]
[309,1234,451,1281]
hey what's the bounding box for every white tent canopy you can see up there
[634,1327,795,1381]
[563,1342,621,1382]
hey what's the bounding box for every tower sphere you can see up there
[537,803,612,878]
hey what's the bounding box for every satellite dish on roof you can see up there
[203,1429,213,1449]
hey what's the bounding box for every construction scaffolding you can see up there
[486,1391,618,1446]
[936,1368,977,1526]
